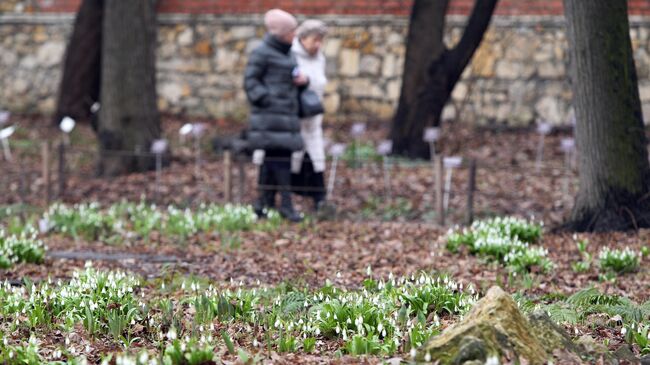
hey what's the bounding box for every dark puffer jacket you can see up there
[244,34,304,151]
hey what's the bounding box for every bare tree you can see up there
[53,0,103,128]
[56,0,161,176]
[390,0,498,158]
[98,0,160,176]
[564,0,650,231]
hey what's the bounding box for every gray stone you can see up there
[359,55,380,75]
[323,38,341,58]
[339,49,360,77]
[13,78,29,94]
[36,41,65,67]
[382,53,397,78]
[178,27,194,46]
[246,39,263,54]
[231,26,256,40]
[347,78,382,98]
[451,82,468,101]
[20,55,38,69]
[442,104,456,122]
[215,49,239,72]
[538,61,565,78]
[495,60,523,79]
[386,80,401,100]
[535,96,563,125]
[639,83,650,101]
[159,83,184,104]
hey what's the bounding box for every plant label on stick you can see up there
[191,123,207,137]
[443,156,463,169]
[0,125,15,161]
[0,110,10,125]
[59,117,76,134]
[443,156,462,211]
[151,139,168,154]
[179,123,193,136]
[560,138,575,153]
[350,123,366,138]
[38,218,51,234]
[377,140,393,201]
[329,143,346,158]
[377,140,393,156]
[327,143,346,198]
[151,139,168,201]
[536,122,552,135]
[0,125,15,140]
[535,121,551,172]
[423,127,441,143]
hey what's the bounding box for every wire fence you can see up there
[0,139,584,227]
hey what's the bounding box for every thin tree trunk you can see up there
[391,0,498,159]
[53,0,103,128]
[564,0,650,231]
[390,0,448,159]
[98,0,160,176]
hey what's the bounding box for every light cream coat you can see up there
[290,37,327,173]
[251,38,327,173]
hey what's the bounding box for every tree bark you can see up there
[53,0,103,128]
[391,0,498,158]
[564,0,650,231]
[98,0,160,176]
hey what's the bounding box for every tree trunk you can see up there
[53,0,103,128]
[98,0,160,176]
[391,0,498,159]
[564,0,650,231]
[390,0,449,158]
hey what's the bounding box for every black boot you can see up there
[254,164,275,218]
[279,191,302,222]
[275,167,302,222]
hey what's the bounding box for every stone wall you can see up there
[2,13,650,126]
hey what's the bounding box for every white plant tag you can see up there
[423,127,441,142]
[59,116,76,133]
[377,140,393,156]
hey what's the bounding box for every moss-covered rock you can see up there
[418,286,582,364]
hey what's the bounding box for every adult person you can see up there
[290,20,331,213]
[244,9,308,222]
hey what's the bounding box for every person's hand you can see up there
[293,72,309,86]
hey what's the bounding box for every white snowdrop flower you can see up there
[274,319,281,328]
[335,325,340,334]
[138,352,149,364]
[424,353,431,362]
[410,348,417,359]
[485,356,500,365]
[253,338,259,347]
[65,337,70,346]
[167,327,177,340]
[621,327,627,335]
[367,265,372,276]
[315,328,321,335]
[161,283,165,290]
